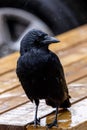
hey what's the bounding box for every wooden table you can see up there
[0,25,87,130]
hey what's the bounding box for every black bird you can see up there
[16,29,71,128]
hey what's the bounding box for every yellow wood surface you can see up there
[0,24,87,130]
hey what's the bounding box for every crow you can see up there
[16,29,71,128]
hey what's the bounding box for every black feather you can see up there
[16,29,71,127]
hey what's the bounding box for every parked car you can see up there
[0,0,87,57]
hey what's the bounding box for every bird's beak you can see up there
[42,35,60,45]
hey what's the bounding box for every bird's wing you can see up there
[46,52,71,108]
[48,52,69,97]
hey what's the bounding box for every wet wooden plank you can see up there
[0,125,25,130]
[0,71,20,94]
[0,52,19,75]
[59,41,87,66]
[0,101,57,127]
[26,99,87,130]
[69,76,87,103]
[33,98,87,130]
[71,76,87,86]
[0,98,87,130]
[65,57,87,83]
[0,87,28,114]
[69,84,87,103]
[50,24,87,51]
[58,41,87,58]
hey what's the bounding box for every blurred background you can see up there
[0,0,87,57]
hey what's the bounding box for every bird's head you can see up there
[30,29,60,47]
[20,29,60,55]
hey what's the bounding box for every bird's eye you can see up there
[35,34,48,46]
[37,35,44,41]
[43,34,48,39]
[40,34,48,40]
[39,34,47,39]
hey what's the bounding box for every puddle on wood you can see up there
[27,99,87,129]
[47,99,87,129]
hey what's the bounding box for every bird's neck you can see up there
[29,46,49,53]
[40,46,49,51]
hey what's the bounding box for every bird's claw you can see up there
[46,119,58,128]
[34,118,40,127]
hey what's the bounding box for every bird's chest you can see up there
[27,51,49,74]
[29,77,48,99]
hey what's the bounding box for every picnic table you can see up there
[0,24,87,130]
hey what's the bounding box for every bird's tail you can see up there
[46,98,58,108]
[60,96,71,108]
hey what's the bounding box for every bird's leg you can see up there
[34,99,40,127]
[47,106,58,128]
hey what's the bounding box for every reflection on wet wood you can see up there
[0,99,87,130]
[0,87,29,114]
[0,25,87,130]
[27,99,87,130]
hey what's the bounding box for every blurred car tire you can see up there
[0,0,79,35]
